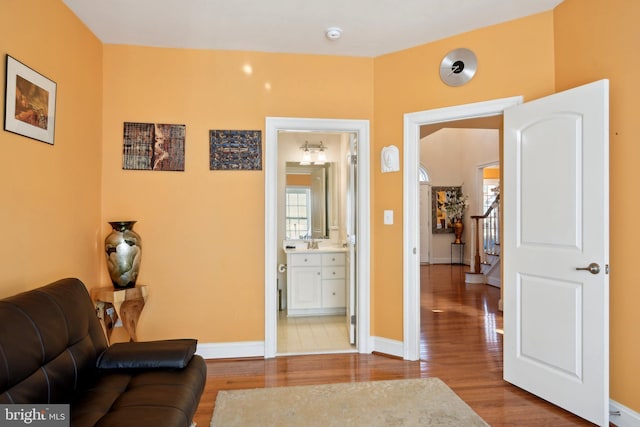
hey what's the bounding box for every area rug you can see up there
[210,378,489,426]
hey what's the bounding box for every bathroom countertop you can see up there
[283,246,347,254]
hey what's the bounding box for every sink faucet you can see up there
[307,238,319,250]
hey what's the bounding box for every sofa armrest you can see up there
[96,339,197,370]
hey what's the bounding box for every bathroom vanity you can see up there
[285,248,347,317]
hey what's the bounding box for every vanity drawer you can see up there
[322,279,346,308]
[322,266,345,279]
[289,253,322,267]
[322,253,345,266]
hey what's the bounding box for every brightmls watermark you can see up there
[0,405,69,426]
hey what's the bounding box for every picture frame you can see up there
[122,122,186,171]
[209,129,262,171]
[4,55,57,145]
[431,186,460,234]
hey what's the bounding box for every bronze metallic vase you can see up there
[105,221,142,289]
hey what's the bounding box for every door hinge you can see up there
[351,315,356,325]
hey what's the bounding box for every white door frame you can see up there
[265,117,371,358]
[402,97,523,361]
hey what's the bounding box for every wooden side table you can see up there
[91,285,148,343]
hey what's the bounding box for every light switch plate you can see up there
[384,210,394,225]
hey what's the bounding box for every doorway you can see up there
[264,117,371,359]
[402,97,523,361]
[277,130,354,354]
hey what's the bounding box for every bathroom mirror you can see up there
[285,162,333,239]
[432,186,460,234]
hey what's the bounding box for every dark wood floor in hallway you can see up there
[194,264,593,426]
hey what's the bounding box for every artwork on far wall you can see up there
[122,122,185,171]
[209,129,262,170]
[4,55,57,145]
[432,186,460,234]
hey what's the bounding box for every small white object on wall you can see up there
[383,210,394,225]
[381,145,400,173]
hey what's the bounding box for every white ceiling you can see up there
[62,0,564,57]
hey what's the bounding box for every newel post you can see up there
[471,216,482,274]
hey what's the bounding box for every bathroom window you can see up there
[285,187,311,239]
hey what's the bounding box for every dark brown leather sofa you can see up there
[0,278,206,427]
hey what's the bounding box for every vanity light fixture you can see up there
[299,141,328,165]
[300,143,312,165]
[315,146,327,165]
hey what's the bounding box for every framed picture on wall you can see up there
[209,129,262,170]
[4,55,57,145]
[432,186,460,233]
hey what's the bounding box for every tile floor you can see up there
[277,311,356,355]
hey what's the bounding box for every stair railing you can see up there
[470,194,500,274]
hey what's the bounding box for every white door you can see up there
[503,80,609,426]
[346,133,357,344]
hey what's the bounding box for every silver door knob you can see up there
[575,263,600,275]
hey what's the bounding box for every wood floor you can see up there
[194,264,594,426]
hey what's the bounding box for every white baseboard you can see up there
[610,399,640,427]
[196,341,264,359]
[196,337,400,360]
[369,336,404,358]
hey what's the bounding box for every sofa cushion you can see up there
[0,278,108,404]
[96,339,197,370]
[71,355,206,427]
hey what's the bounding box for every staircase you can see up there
[465,194,501,287]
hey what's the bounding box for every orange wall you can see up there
[555,0,640,411]
[372,12,556,339]
[483,168,500,179]
[0,1,103,296]
[101,46,373,341]
[286,174,312,186]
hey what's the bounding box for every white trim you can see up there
[403,96,523,361]
[265,117,371,358]
[610,399,640,427]
[196,341,264,359]
[370,336,404,358]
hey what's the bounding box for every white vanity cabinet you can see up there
[286,250,346,316]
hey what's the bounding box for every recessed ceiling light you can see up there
[325,27,343,41]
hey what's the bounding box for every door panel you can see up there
[503,80,609,426]
[519,114,581,247]
[519,275,581,378]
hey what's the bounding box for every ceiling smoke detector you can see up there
[325,27,343,40]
